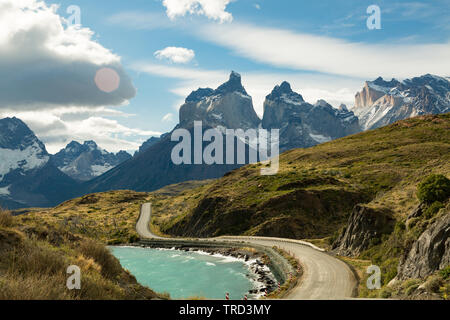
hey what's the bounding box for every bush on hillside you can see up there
[78,239,123,280]
[417,174,450,204]
[424,201,444,219]
[440,266,450,280]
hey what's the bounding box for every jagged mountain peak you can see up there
[84,140,98,149]
[59,140,99,155]
[184,71,248,104]
[266,81,304,105]
[52,140,131,181]
[0,117,78,209]
[338,104,349,112]
[185,88,215,103]
[404,74,450,91]
[354,74,450,130]
[315,99,333,108]
[215,71,248,96]
[66,140,82,148]
[0,117,47,152]
[179,71,259,130]
[370,76,401,89]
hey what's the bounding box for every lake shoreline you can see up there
[113,243,278,299]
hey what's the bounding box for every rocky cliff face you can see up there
[262,82,360,151]
[0,117,78,209]
[52,141,131,181]
[179,71,261,130]
[332,205,395,256]
[353,74,450,130]
[397,212,450,280]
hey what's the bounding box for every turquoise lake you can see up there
[110,246,260,300]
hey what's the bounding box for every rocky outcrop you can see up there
[179,71,260,130]
[262,82,360,151]
[332,205,395,256]
[355,77,401,109]
[397,212,450,280]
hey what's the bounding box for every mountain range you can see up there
[0,117,78,209]
[52,140,131,181]
[0,72,449,209]
[354,74,450,130]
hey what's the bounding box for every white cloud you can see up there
[195,22,450,79]
[154,46,196,64]
[0,0,136,110]
[254,4,260,10]
[162,113,175,122]
[131,63,362,117]
[0,0,156,154]
[162,0,233,23]
[0,109,161,154]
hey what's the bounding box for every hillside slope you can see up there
[0,209,166,300]
[23,114,449,299]
[157,114,449,239]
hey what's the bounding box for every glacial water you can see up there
[110,246,261,300]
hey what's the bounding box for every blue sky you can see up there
[1,0,449,153]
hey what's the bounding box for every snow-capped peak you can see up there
[52,140,131,181]
[0,117,49,181]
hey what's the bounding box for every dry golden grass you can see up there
[0,208,13,228]
[0,214,167,300]
[78,239,123,280]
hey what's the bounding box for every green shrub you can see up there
[424,276,442,293]
[405,283,419,296]
[128,234,139,243]
[440,266,450,280]
[416,174,450,204]
[379,287,392,298]
[424,201,444,219]
[394,221,406,233]
[382,258,399,285]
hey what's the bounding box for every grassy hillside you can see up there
[156,114,449,239]
[17,180,211,244]
[0,209,166,300]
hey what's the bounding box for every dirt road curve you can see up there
[136,203,357,300]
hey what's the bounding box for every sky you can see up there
[0,0,449,154]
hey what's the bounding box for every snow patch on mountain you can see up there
[0,185,11,196]
[309,133,332,144]
[0,142,49,179]
[91,164,115,177]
